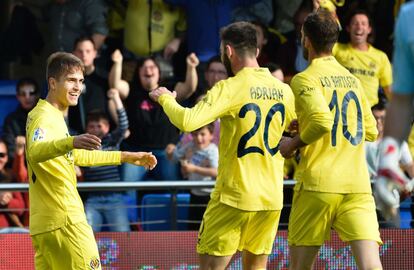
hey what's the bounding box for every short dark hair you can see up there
[220,21,258,58]
[46,52,84,81]
[16,77,40,95]
[193,122,215,134]
[86,111,109,125]
[371,102,386,112]
[346,9,372,27]
[303,10,339,54]
[73,36,96,51]
[206,55,223,70]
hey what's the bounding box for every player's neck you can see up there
[309,51,332,62]
[45,95,67,114]
[233,57,259,74]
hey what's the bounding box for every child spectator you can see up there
[171,122,218,230]
[81,88,131,232]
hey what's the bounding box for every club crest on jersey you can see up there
[89,257,101,269]
[32,128,45,141]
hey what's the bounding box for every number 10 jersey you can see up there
[290,56,378,194]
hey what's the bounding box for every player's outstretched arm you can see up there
[121,152,157,170]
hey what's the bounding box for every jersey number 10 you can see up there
[328,90,363,146]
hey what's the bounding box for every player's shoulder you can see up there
[332,42,349,55]
[368,45,389,59]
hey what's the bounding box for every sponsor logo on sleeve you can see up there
[32,128,45,142]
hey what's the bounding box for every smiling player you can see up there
[26,52,157,270]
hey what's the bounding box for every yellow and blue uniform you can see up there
[333,43,392,106]
[26,99,121,270]
[159,67,296,255]
[288,56,381,246]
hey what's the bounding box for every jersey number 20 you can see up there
[237,103,285,158]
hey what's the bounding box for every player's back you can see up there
[291,56,377,193]
[209,67,296,211]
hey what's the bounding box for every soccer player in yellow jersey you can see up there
[26,52,157,270]
[332,9,392,106]
[150,21,296,270]
[279,10,383,270]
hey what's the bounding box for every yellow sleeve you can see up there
[73,149,121,167]
[27,137,73,163]
[159,81,232,132]
[26,117,74,163]
[291,74,333,144]
[379,52,393,88]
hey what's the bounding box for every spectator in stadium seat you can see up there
[366,103,414,228]
[0,139,26,231]
[150,21,296,270]
[45,0,108,53]
[279,10,382,270]
[121,52,199,184]
[332,9,393,107]
[26,52,156,269]
[69,37,129,134]
[2,78,40,164]
[170,122,218,231]
[13,136,30,228]
[82,89,131,232]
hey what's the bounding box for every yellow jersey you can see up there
[333,43,393,106]
[159,67,296,211]
[291,56,377,193]
[124,0,186,56]
[26,99,121,235]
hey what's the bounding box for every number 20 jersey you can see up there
[159,68,296,211]
[291,56,378,194]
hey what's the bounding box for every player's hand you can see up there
[111,49,123,63]
[186,53,199,68]
[163,38,181,60]
[279,137,296,158]
[149,87,177,102]
[181,159,196,174]
[15,136,26,156]
[121,151,157,170]
[165,143,176,161]
[288,119,299,136]
[107,88,121,100]
[73,134,101,150]
[0,192,13,206]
